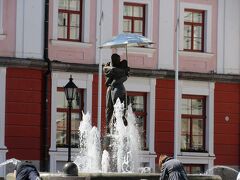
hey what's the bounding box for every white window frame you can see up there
[49,72,93,172]
[0,67,7,178]
[177,80,215,170]
[179,2,212,55]
[51,0,91,47]
[125,77,157,170]
[118,0,155,57]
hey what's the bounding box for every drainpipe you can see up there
[41,0,51,172]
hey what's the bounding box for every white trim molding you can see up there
[50,40,93,48]
[0,67,7,178]
[177,80,215,170]
[179,2,212,53]
[49,72,93,172]
[125,77,157,170]
[52,0,90,42]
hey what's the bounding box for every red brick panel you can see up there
[5,68,43,160]
[214,82,240,166]
[155,79,175,158]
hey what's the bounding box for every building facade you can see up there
[0,0,239,177]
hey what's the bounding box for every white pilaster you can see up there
[158,0,175,69]
[0,67,7,178]
[217,0,225,74]
[15,0,44,59]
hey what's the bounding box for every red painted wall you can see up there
[155,79,175,158]
[92,73,107,135]
[5,68,44,160]
[214,83,240,166]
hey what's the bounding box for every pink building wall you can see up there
[48,0,96,64]
[0,0,16,57]
[177,0,218,73]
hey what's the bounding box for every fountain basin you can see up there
[6,172,222,180]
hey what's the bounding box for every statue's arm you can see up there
[111,75,127,88]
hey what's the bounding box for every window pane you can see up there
[193,38,202,51]
[123,19,132,32]
[58,13,68,26]
[57,91,68,108]
[184,11,192,22]
[70,27,79,40]
[192,99,203,115]
[184,37,191,50]
[58,27,67,39]
[72,91,82,109]
[58,13,68,39]
[192,136,203,150]
[184,25,192,37]
[133,6,143,17]
[135,115,145,149]
[70,14,80,40]
[193,12,203,23]
[71,113,81,146]
[56,112,81,147]
[192,119,203,135]
[70,14,80,27]
[59,0,68,9]
[134,20,143,33]
[69,0,80,11]
[129,96,144,112]
[124,5,132,16]
[56,112,67,146]
[181,118,190,150]
[191,166,204,174]
[182,99,191,114]
[194,26,202,38]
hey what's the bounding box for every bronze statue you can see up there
[103,53,130,134]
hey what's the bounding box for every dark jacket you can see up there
[16,161,40,180]
[160,157,188,180]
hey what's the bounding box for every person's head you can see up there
[120,59,128,68]
[159,154,168,169]
[111,53,120,67]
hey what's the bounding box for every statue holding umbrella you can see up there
[100,33,153,134]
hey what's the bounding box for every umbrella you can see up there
[100,33,153,59]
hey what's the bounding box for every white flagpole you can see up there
[174,0,180,159]
[97,0,103,133]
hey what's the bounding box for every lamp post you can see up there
[63,75,78,176]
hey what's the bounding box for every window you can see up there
[56,87,84,148]
[181,95,206,152]
[127,92,147,150]
[184,9,204,52]
[58,0,83,41]
[184,164,205,174]
[123,3,145,35]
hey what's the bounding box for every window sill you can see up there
[0,34,6,40]
[51,39,93,48]
[179,50,215,58]
[180,151,212,157]
[117,46,156,58]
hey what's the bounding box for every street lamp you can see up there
[63,75,78,176]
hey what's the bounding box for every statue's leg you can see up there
[106,87,113,134]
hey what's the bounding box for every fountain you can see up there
[205,165,239,180]
[74,99,141,173]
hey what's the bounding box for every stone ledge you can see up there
[6,172,222,180]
